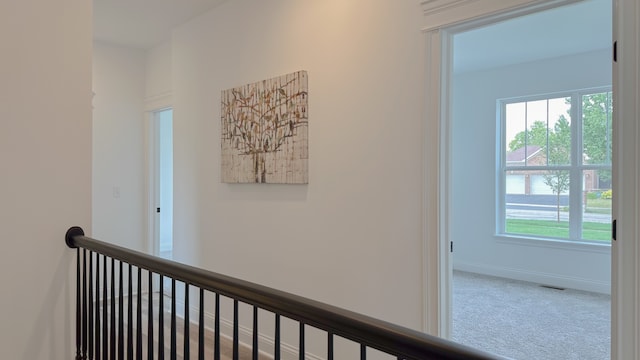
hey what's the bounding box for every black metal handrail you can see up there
[66,226,506,360]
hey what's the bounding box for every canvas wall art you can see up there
[221,71,308,184]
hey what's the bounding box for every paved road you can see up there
[506,209,611,223]
[507,194,570,205]
[505,194,610,223]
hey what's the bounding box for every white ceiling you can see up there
[453,0,612,73]
[93,0,228,49]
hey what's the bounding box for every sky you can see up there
[504,97,571,149]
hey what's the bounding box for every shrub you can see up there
[601,189,613,199]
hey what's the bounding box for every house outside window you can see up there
[499,89,612,243]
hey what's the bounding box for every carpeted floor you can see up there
[452,271,610,360]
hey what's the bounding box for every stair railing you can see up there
[66,226,506,360]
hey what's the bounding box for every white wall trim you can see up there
[216,317,323,360]
[145,91,172,112]
[174,296,323,360]
[144,113,158,256]
[611,0,640,358]
[420,0,479,16]
[454,262,611,294]
[420,0,581,32]
[422,28,446,337]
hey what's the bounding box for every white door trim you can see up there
[611,0,640,358]
[422,28,448,336]
[421,0,639,358]
[420,0,582,32]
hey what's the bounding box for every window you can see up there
[500,89,612,242]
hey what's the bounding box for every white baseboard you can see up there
[454,262,611,294]
[171,295,324,360]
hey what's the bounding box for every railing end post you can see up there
[66,226,84,248]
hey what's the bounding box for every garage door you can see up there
[506,175,525,194]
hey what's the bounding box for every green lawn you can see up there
[587,198,611,208]
[585,198,612,214]
[506,218,611,242]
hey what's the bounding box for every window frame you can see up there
[497,87,612,243]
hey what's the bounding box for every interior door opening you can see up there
[444,0,612,358]
[154,108,174,259]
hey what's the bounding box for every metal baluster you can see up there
[75,248,81,360]
[299,323,305,360]
[136,267,142,360]
[95,254,101,360]
[127,264,133,360]
[103,255,108,360]
[170,279,176,360]
[82,249,87,359]
[111,258,116,360]
[148,271,154,360]
[198,288,204,360]
[88,252,94,359]
[274,314,280,360]
[184,284,190,360]
[327,333,333,360]
[118,261,124,360]
[214,293,220,360]
[252,306,258,360]
[233,300,238,360]
[361,344,366,360]
[158,275,164,360]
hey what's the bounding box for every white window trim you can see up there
[497,87,612,243]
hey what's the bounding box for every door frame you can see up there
[420,0,640,358]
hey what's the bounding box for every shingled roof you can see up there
[506,145,542,163]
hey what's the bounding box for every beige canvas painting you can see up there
[221,71,308,184]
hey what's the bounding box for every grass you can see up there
[506,218,611,242]
[587,198,611,208]
[585,198,612,214]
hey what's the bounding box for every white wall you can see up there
[171,0,425,336]
[451,49,612,293]
[146,40,172,103]
[0,0,92,358]
[92,42,146,250]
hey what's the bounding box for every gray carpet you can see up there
[452,271,610,360]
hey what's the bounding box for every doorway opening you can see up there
[445,0,612,358]
[152,108,174,259]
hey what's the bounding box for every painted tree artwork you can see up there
[221,71,308,183]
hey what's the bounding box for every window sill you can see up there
[495,234,611,254]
